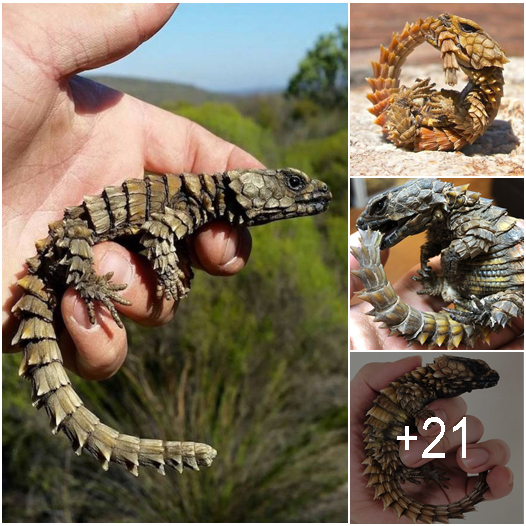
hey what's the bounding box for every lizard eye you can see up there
[471,363,486,375]
[287,174,306,191]
[370,197,387,215]
[459,22,477,33]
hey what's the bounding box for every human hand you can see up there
[349,230,524,350]
[349,356,513,524]
[3,4,263,378]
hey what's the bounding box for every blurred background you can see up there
[3,4,348,522]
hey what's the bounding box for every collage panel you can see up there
[349,3,523,175]
[350,177,524,351]
[348,3,524,525]
[349,352,523,524]
[3,3,349,523]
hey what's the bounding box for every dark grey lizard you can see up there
[11,168,331,476]
[351,178,523,348]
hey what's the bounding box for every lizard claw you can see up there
[75,272,131,328]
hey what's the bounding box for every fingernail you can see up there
[508,468,514,486]
[98,249,134,285]
[421,409,447,435]
[463,448,489,469]
[218,228,240,266]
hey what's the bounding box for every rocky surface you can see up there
[350,58,524,177]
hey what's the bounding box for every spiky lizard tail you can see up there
[366,17,432,123]
[350,229,491,349]
[363,456,488,524]
[12,274,216,476]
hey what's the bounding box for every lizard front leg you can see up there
[412,239,444,297]
[140,207,195,301]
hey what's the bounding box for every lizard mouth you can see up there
[478,372,500,388]
[378,215,414,249]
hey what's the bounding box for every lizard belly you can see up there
[455,249,524,299]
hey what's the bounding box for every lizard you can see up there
[350,178,524,349]
[366,13,509,151]
[10,168,332,476]
[363,355,499,524]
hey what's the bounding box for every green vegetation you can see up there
[3,25,347,523]
[287,25,348,110]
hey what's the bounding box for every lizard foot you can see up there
[155,265,193,302]
[398,465,450,489]
[413,268,443,296]
[75,271,131,328]
[447,294,522,329]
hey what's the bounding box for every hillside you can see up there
[83,74,280,107]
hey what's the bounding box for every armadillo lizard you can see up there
[351,178,524,349]
[363,355,499,523]
[367,13,508,151]
[11,169,331,475]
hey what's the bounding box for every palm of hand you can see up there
[3,5,260,345]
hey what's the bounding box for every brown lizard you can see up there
[11,168,331,476]
[351,178,524,349]
[367,14,508,151]
[363,355,499,523]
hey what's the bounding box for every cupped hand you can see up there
[3,4,263,378]
[349,356,513,524]
[349,231,524,351]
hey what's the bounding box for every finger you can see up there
[61,242,177,380]
[484,319,524,350]
[350,356,422,420]
[92,242,177,325]
[349,230,389,295]
[141,103,264,175]
[417,397,468,436]
[458,439,511,474]
[12,4,178,76]
[189,222,252,276]
[61,288,128,381]
[469,465,513,501]
[400,415,484,467]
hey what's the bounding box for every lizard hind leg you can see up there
[399,464,450,489]
[385,78,437,149]
[50,218,131,328]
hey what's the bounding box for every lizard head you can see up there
[430,355,499,397]
[356,179,452,250]
[227,168,332,225]
[428,14,508,85]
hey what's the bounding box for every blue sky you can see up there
[90,3,348,93]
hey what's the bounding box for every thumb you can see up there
[10,4,178,77]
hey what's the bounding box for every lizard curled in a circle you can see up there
[367,13,508,151]
[363,355,499,524]
[350,178,524,349]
